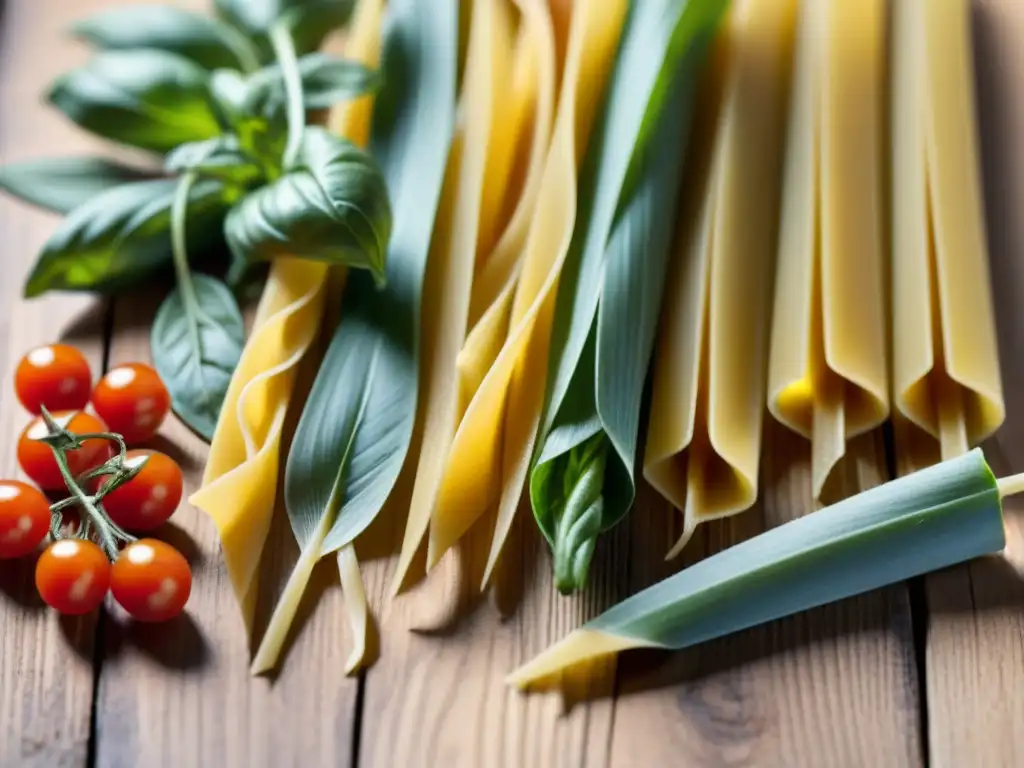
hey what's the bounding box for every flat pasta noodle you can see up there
[425,0,629,578]
[644,0,796,559]
[392,0,518,592]
[766,0,888,500]
[890,0,1004,474]
[392,0,556,592]
[189,0,385,638]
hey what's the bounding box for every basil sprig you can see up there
[0,0,390,442]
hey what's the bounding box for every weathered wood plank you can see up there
[0,1,126,764]
[608,425,922,768]
[923,2,1024,764]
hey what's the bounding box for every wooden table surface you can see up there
[1,1,1023,766]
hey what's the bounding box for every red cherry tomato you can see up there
[98,450,183,531]
[91,363,171,444]
[18,411,113,491]
[35,539,111,614]
[14,344,92,415]
[111,539,191,622]
[0,480,51,558]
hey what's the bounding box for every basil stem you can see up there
[268,21,305,170]
[221,23,262,74]
[170,172,205,352]
[553,434,608,594]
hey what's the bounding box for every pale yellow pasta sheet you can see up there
[391,0,520,591]
[645,0,796,559]
[767,0,888,499]
[891,0,1004,472]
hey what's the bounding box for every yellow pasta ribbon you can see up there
[392,0,555,593]
[890,0,1004,472]
[644,0,796,558]
[189,0,384,638]
[767,0,888,499]
[425,0,628,581]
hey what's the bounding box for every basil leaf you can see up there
[0,156,154,214]
[73,5,254,71]
[151,273,244,441]
[224,126,390,282]
[25,178,227,297]
[258,53,381,110]
[208,69,287,168]
[215,0,351,59]
[48,50,221,153]
[165,137,264,186]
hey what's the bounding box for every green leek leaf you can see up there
[47,50,221,154]
[223,126,391,282]
[72,5,255,71]
[24,178,228,298]
[0,156,154,215]
[511,449,1008,685]
[249,0,457,673]
[151,273,245,441]
[530,0,728,593]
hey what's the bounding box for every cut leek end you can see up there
[506,629,650,689]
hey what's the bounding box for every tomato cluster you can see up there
[3,343,192,622]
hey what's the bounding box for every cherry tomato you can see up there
[98,450,183,531]
[14,344,92,415]
[91,363,171,444]
[0,480,51,558]
[35,539,111,614]
[18,411,113,491]
[111,539,191,622]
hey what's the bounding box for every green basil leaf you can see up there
[215,0,351,59]
[258,53,381,110]
[165,137,264,186]
[207,69,287,167]
[72,5,254,71]
[223,126,390,281]
[25,178,227,297]
[151,273,244,441]
[48,50,221,153]
[0,156,154,214]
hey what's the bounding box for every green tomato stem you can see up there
[269,21,305,171]
[37,406,137,560]
[49,432,120,559]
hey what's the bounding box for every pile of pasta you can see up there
[190,0,1005,676]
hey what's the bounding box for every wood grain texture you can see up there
[922,2,1024,765]
[609,424,922,768]
[355,465,626,768]
[0,1,123,764]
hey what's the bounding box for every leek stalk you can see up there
[510,449,1016,687]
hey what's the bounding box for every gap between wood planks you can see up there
[84,298,115,768]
